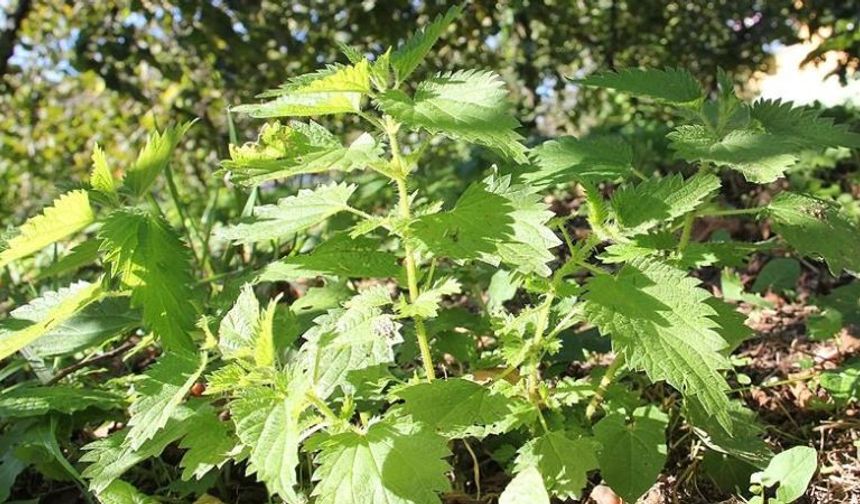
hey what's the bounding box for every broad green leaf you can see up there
[222,121,382,186]
[702,451,758,494]
[100,209,197,350]
[767,192,860,275]
[178,405,237,481]
[685,398,772,466]
[397,277,461,319]
[218,284,260,360]
[820,360,860,402]
[126,351,207,450]
[255,297,278,367]
[499,466,550,504]
[234,61,370,117]
[816,283,860,325]
[393,378,517,438]
[611,173,721,236]
[0,386,121,417]
[668,125,798,183]
[217,182,356,245]
[575,67,704,104]
[412,175,561,277]
[125,122,192,197]
[752,446,817,503]
[705,298,753,354]
[231,387,309,502]
[258,234,401,282]
[582,258,734,432]
[390,4,463,82]
[0,190,94,268]
[513,430,599,500]
[312,420,451,504]
[751,99,860,149]
[379,70,528,163]
[0,280,103,361]
[97,480,158,504]
[35,239,101,280]
[524,135,633,187]
[0,424,29,502]
[89,143,120,203]
[751,258,800,293]
[593,406,668,503]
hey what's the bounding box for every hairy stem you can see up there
[527,292,555,400]
[586,353,626,421]
[677,212,695,253]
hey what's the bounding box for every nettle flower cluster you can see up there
[1,5,858,504]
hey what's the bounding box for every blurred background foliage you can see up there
[1,0,859,225]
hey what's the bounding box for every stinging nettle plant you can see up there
[0,5,858,504]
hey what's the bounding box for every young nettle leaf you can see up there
[523,135,634,188]
[221,120,383,186]
[610,172,721,236]
[389,4,463,83]
[234,60,371,118]
[124,122,192,197]
[575,67,704,104]
[0,189,94,268]
[582,258,735,432]
[750,98,860,149]
[378,69,529,163]
[97,480,157,504]
[767,192,860,275]
[593,406,669,503]
[218,284,261,360]
[499,466,551,504]
[217,182,356,245]
[126,350,207,450]
[178,405,237,481]
[512,430,599,501]
[0,280,104,361]
[99,209,197,351]
[396,277,461,319]
[0,386,122,417]
[311,420,452,504]
[89,144,120,204]
[750,446,818,504]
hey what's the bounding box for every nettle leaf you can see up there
[222,120,382,186]
[393,378,517,438]
[685,398,772,466]
[126,351,207,450]
[751,446,818,504]
[750,99,860,149]
[413,175,561,277]
[524,135,633,188]
[0,386,122,417]
[390,4,463,82]
[582,258,734,432]
[219,284,260,360]
[311,420,451,504]
[0,190,94,268]
[100,209,197,351]
[217,182,356,245]
[125,122,192,197]
[258,234,402,282]
[668,125,798,183]
[397,277,461,319]
[576,67,704,104]
[300,286,402,399]
[819,359,860,402]
[594,406,668,503]
[97,480,157,504]
[178,405,237,481]
[378,69,528,163]
[234,60,371,117]
[767,192,860,275]
[611,173,721,236]
[231,386,310,503]
[89,144,120,203]
[499,466,550,504]
[513,430,599,501]
[0,280,103,361]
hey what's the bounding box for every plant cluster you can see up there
[1,6,859,504]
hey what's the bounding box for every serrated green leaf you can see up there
[97,480,158,504]
[413,175,561,276]
[378,70,528,163]
[499,466,550,504]
[524,135,633,187]
[390,4,463,82]
[125,122,192,197]
[178,405,237,481]
[222,121,382,186]
[576,67,704,104]
[751,99,860,149]
[99,209,197,351]
[397,277,460,319]
[0,190,94,268]
[611,173,721,236]
[767,192,860,275]
[513,430,598,500]
[393,378,517,438]
[0,386,122,417]
[668,125,798,183]
[219,284,260,361]
[582,258,734,432]
[217,182,356,245]
[685,398,772,466]
[35,239,101,280]
[594,406,668,503]
[90,143,120,202]
[0,280,103,361]
[126,351,207,450]
[311,420,451,504]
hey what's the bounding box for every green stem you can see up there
[677,212,695,253]
[306,392,360,433]
[698,207,764,218]
[586,353,626,421]
[527,292,555,400]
